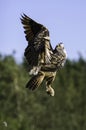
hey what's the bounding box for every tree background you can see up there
[0,53,86,130]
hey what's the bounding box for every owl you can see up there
[21,14,67,96]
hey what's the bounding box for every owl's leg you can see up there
[45,75,55,96]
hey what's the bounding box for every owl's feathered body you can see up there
[21,14,67,96]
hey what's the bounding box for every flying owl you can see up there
[21,14,67,96]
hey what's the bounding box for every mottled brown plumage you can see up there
[21,14,67,96]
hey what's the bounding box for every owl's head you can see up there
[55,42,64,50]
[54,42,67,58]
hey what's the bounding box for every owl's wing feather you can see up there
[21,13,42,42]
[21,14,53,66]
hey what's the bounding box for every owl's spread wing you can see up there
[21,14,53,67]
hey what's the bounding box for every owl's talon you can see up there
[46,87,55,96]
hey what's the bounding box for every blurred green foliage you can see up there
[0,54,86,130]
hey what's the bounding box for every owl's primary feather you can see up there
[21,14,67,96]
[21,14,52,67]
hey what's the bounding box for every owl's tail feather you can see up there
[26,71,45,90]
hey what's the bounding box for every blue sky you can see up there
[0,0,86,62]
